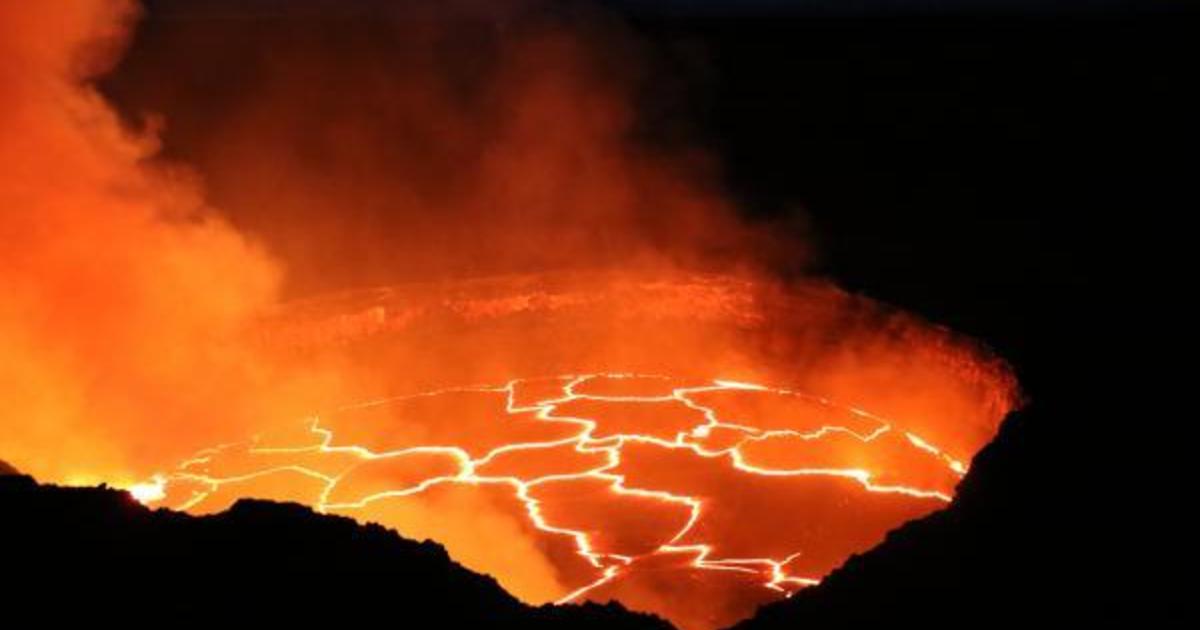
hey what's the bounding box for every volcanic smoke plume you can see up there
[0,0,335,487]
[0,2,1017,629]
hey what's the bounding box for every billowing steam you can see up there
[0,0,335,485]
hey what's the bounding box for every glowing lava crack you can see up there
[138,373,969,629]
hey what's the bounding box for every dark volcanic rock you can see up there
[0,459,18,475]
[729,399,1117,629]
[0,474,672,628]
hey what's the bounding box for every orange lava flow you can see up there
[139,371,977,629]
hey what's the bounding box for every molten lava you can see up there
[130,274,1015,630]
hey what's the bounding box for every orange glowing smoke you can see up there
[2,3,1017,630]
[0,0,345,488]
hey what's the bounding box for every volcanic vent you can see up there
[138,272,1016,630]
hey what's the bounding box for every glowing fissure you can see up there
[138,373,965,608]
